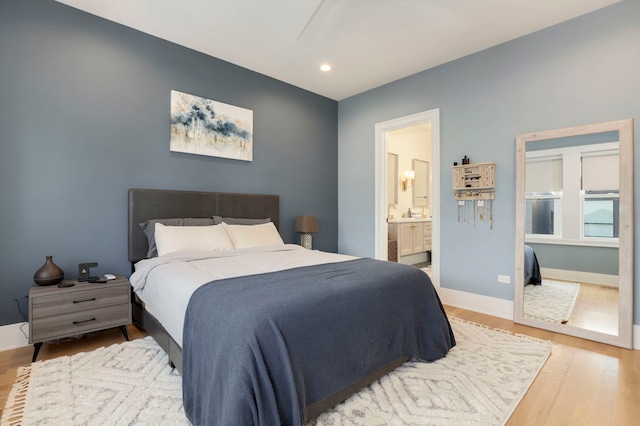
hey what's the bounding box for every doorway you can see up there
[374,109,440,288]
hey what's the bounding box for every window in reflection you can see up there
[580,150,619,239]
[526,197,559,235]
[526,154,562,237]
[583,195,619,238]
[526,142,618,243]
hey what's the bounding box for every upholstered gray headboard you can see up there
[128,188,280,263]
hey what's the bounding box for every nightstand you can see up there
[28,275,132,362]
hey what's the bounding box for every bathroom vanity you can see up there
[388,218,432,265]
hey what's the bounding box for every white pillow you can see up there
[154,223,234,256]
[222,222,284,249]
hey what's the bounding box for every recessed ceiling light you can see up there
[320,64,332,72]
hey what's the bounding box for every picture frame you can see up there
[170,90,253,161]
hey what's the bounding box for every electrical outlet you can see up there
[498,275,511,284]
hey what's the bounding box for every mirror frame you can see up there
[514,119,634,348]
[387,152,399,206]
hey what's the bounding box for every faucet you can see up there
[388,204,396,219]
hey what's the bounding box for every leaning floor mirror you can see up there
[514,119,633,348]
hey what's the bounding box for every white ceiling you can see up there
[56,0,620,101]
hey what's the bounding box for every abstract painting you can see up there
[170,90,253,161]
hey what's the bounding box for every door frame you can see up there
[374,109,441,288]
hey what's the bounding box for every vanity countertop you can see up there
[388,217,432,223]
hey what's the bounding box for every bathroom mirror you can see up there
[387,152,398,206]
[514,119,633,348]
[412,159,430,208]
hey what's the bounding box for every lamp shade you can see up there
[295,216,319,233]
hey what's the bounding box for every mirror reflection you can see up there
[524,132,619,335]
[514,119,633,349]
[412,159,430,209]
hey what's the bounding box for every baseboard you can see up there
[437,287,514,321]
[634,325,640,350]
[0,322,29,352]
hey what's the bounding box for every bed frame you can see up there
[128,188,280,373]
[128,188,408,422]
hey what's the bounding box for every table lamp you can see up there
[295,216,319,249]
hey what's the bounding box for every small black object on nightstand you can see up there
[78,262,99,282]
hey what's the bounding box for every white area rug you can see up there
[524,279,581,323]
[1,338,185,426]
[2,319,551,426]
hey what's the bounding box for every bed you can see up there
[128,188,455,425]
[525,244,542,285]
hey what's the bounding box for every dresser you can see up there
[28,276,131,361]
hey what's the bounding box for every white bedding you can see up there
[130,244,356,346]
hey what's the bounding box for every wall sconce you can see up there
[295,215,319,249]
[401,170,415,191]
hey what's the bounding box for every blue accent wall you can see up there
[0,0,338,325]
[338,1,640,325]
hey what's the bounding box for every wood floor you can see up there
[448,306,640,426]
[1,308,638,425]
[566,282,619,334]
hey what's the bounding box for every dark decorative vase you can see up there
[34,256,64,286]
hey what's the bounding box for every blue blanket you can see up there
[182,258,455,425]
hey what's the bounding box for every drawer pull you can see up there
[73,297,97,304]
[73,318,96,325]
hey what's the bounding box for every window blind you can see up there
[526,157,562,193]
[582,153,618,191]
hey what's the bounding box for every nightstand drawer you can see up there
[31,285,129,319]
[30,303,131,343]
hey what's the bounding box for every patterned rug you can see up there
[2,319,551,426]
[524,279,581,323]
